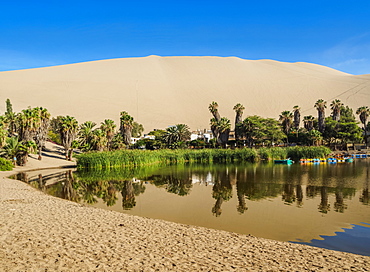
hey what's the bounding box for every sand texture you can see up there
[1,145,370,271]
[1,56,369,131]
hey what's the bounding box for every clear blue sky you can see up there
[1,0,370,74]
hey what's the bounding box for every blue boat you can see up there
[274,159,293,165]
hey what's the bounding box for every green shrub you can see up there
[0,157,14,171]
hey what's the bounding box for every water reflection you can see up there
[14,161,370,216]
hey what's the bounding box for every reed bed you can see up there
[286,146,331,160]
[76,146,332,169]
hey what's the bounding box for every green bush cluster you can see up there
[0,157,14,171]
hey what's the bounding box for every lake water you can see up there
[13,160,370,256]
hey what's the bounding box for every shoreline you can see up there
[1,144,369,271]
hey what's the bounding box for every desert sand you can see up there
[0,56,369,132]
[1,143,369,271]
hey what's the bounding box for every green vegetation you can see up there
[76,146,331,169]
[0,98,368,169]
[0,157,13,171]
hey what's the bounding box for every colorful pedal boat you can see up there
[274,159,293,165]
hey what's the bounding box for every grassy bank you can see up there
[76,146,332,169]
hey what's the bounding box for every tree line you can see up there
[0,98,369,168]
[0,100,145,166]
[208,100,369,149]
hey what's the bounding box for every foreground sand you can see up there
[1,145,369,271]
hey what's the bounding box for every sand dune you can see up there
[0,56,369,132]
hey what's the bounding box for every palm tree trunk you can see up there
[363,123,368,147]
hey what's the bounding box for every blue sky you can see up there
[1,0,370,74]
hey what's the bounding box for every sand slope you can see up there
[0,56,369,131]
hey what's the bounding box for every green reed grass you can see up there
[76,146,332,169]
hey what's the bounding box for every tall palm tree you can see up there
[0,127,7,148]
[120,111,134,146]
[100,119,116,150]
[91,129,108,151]
[59,116,78,160]
[356,106,370,147]
[208,101,221,121]
[4,99,16,135]
[78,121,96,150]
[4,111,16,136]
[233,103,245,143]
[217,117,231,148]
[17,108,40,142]
[279,111,293,143]
[314,99,327,133]
[303,115,315,131]
[210,117,219,141]
[330,99,343,121]
[34,107,50,160]
[292,105,301,129]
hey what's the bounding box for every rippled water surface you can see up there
[14,160,370,256]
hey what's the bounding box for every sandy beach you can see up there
[0,144,369,271]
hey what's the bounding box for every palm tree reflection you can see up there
[121,179,136,210]
[212,171,232,217]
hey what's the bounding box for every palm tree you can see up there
[307,129,323,146]
[164,124,191,148]
[4,99,16,135]
[59,116,78,160]
[330,99,343,121]
[0,127,7,148]
[208,101,221,121]
[0,137,21,164]
[132,122,144,138]
[1,137,36,166]
[164,126,178,148]
[356,106,370,147]
[91,129,108,151]
[120,111,134,146]
[175,124,191,142]
[100,119,116,150]
[292,105,301,129]
[303,115,315,131]
[217,117,231,148]
[34,107,50,160]
[17,108,40,142]
[17,140,37,166]
[279,111,293,143]
[233,103,245,143]
[78,121,96,150]
[314,99,327,133]
[4,111,16,136]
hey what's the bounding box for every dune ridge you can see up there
[0,56,369,131]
